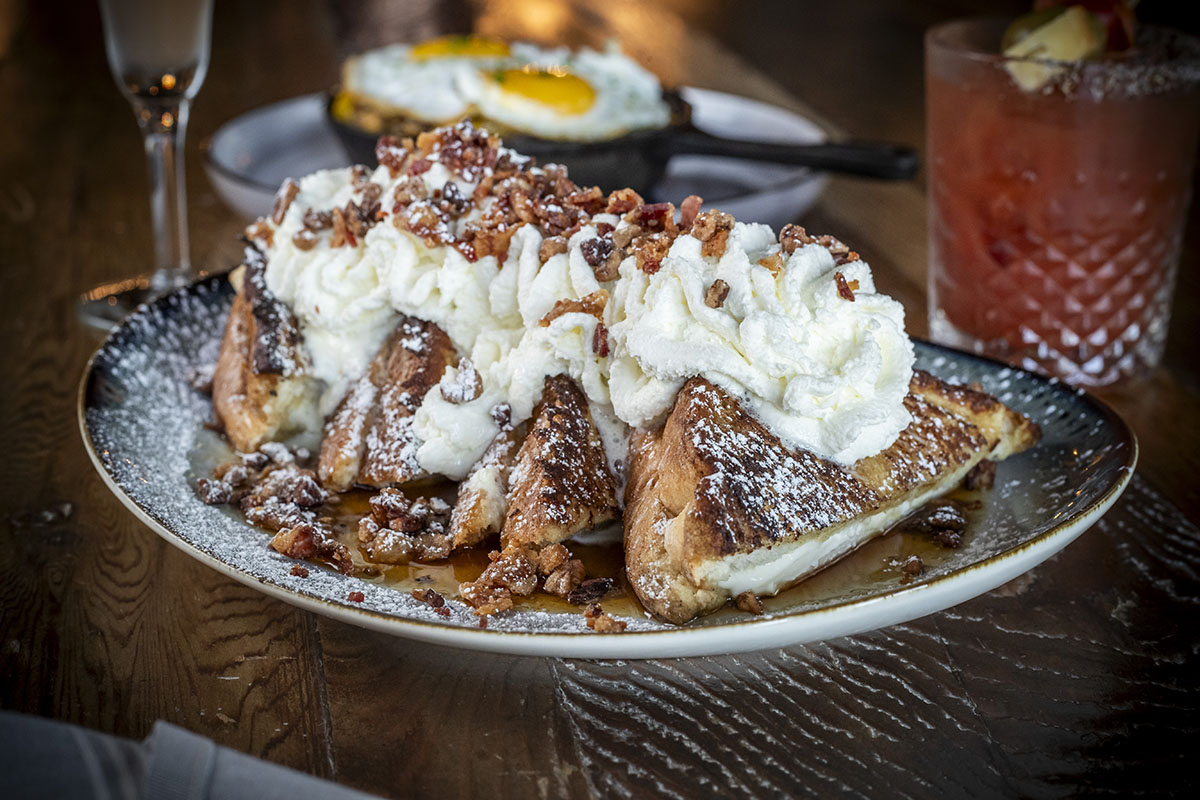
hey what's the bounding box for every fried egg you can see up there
[342,37,670,141]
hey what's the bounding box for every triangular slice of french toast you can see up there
[624,371,1040,624]
[212,253,313,453]
[317,317,456,490]
[501,375,620,550]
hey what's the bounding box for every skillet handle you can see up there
[661,130,919,180]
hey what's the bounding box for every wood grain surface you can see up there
[1,0,1197,797]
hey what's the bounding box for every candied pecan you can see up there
[330,207,356,248]
[679,194,703,229]
[539,290,608,327]
[735,591,764,615]
[270,524,318,559]
[459,546,539,614]
[393,177,428,206]
[705,279,730,309]
[302,208,332,230]
[594,249,623,282]
[964,459,997,491]
[584,603,626,633]
[411,588,446,608]
[595,221,615,236]
[244,220,274,248]
[757,252,784,276]
[899,555,924,585]
[580,237,613,269]
[835,271,856,302]
[290,564,309,578]
[259,442,294,465]
[439,180,470,215]
[376,136,410,176]
[196,477,232,505]
[544,559,585,597]
[702,228,730,259]
[292,229,318,251]
[566,577,614,605]
[409,158,432,176]
[539,235,569,262]
[398,201,445,241]
[632,233,670,273]
[816,233,850,256]
[271,178,299,225]
[606,188,643,214]
[779,223,814,254]
[351,165,371,189]
[537,545,571,576]
[898,500,968,548]
[837,251,861,266]
[592,322,610,357]
[511,189,539,223]
[566,186,605,214]
[625,202,675,235]
[611,224,638,249]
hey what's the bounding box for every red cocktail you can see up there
[926,19,1200,386]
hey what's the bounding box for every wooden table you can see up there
[2,0,1197,796]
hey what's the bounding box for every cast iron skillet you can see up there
[327,90,918,195]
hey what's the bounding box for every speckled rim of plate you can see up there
[78,277,1137,659]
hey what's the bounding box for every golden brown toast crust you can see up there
[449,421,528,549]
[211,261,310,453]
[318,317,456,491]
[501,375,619,549]
[625,372,1040,624]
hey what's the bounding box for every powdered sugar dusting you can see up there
[82,281,1134,645]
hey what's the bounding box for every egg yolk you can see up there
[490,68,596,115]
[410,35,511,60]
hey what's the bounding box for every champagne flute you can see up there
[81,0,214,328]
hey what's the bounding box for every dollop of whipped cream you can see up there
[261,153,913,480]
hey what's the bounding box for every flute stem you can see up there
[134,97,191,291]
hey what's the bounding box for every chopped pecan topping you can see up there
[899,555,924,584]
[580,237,613,269]
[271,178,299,225]
[459,546,539,615]
[898,499,970,549]
[537,543,571,575]
[679,194,703,229]
[539,235,569,262]
[347,591,365,603]
[605,187,644,215]
[376,136,411,176]
[837,251,862,266]
[292,229,318,251]
[626,202,676,235]
[290,564,309,578]
[358,490,452,563]
[566,186,605,214]
[816,233,850,256]
[411,588,446,608]
[544,559,586,597]
[244,220,274,248]
[539,290,609,327]
[490,402,513,428]
[196,477,232,505]
[592,322,610,357]
[330,207,356,248]
[779,223,814,254]
[835,271,856,301]
[302,208,332,230]
[351,165,371,189]
[584,603,626,633]
[271,523,319,559]
[735,591,764,615]
[705,279,730,309]
[438,180,470,215]
[566,577,615,605]
[690,210,734,258]
[633,233,670,273]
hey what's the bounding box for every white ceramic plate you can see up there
[203,88,829,230]
[79,277,1136,658]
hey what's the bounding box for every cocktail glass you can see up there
[925,18,1200,387]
